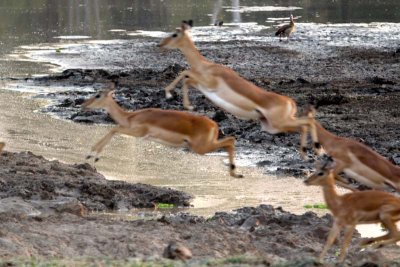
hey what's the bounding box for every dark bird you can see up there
[275,14,296,42]
[214,20,224,26]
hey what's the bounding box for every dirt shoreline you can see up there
[0,151,397,266]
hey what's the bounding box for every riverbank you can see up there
[0,150,398,266]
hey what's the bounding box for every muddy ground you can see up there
[0,151,398,266]
[1,36,400,265]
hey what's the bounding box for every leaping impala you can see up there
[158,20,321,157]
[81,84,243,178]
[304,157,400,263]
[302,106,400,191]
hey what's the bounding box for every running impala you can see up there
[302,106,400,191]
[81,85,243,178]
[158,20,321,157]
[305,158,400,263]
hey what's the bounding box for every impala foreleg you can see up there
[300,126,308,160]
[319,221,341,262]
[182,77,197,110]
[87,126,147,162]
[338,224,356,263]
[165,70,192,99]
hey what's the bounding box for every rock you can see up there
[391,154,400,166]
[0,197,41,218]
[163,241,192,261]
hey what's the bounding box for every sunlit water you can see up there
[1,0,399,237]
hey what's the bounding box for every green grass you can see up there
[156,203,175,209]
[303,203,328,210]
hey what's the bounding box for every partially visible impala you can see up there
[302,106,400,191]
[304,158,400,263]
[158,20,321,158]
[81,84,243,178]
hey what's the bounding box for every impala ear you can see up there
[322,156,336,170]
[107,90,115,97]
[181,20,193,31]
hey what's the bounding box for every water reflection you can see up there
[212,0,242,25]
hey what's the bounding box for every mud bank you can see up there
[0,151,191,213]
[0,152,398,266]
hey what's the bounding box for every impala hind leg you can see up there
[369,209,400,248]
[190,129,243,178]
[270,117,321,156]
[87,126,147,162]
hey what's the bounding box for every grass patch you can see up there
[303,203,328,210]
[156,203,175,209]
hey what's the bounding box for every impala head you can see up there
[158,20,193,49]
[82,84,115,110]
[304,156,336,186]
[302,105,317,118]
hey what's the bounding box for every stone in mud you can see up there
[368,76,395,85]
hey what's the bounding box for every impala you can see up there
[302,106,400,191]
[158,20,320,157]
[81,85,243,178]
[275,14,296,42]
[304,158,400,263]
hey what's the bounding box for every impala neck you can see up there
[322,176,342,214]
[179,37,208,70]
[315,121,338,148]
[104,98,130,127]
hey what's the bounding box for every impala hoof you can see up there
[166,92,173,99]
[185,105,194,111]
[234,174,244,178]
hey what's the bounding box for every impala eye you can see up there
[172,33,178,38]
[318,172,324,176]
[95,94,101,99]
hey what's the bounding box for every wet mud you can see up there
[0,151,396,266]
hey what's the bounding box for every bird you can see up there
[275,14,296,42]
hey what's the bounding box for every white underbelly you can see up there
[344,152,390,188]
[142,127,188,147]
[197,84,260,120]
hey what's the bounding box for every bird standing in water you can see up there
[275,14,296,42]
